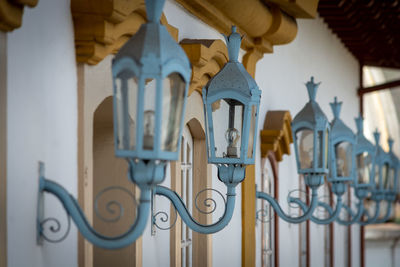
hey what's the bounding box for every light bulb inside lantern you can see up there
[143,110,155,150]
[225,127,240,157]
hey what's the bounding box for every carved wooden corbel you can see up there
[0,0,38,31]
[180,39,228,96]
[260,110,293,161]
[72,0,178,65]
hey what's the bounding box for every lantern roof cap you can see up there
[113,16,190,80]
[204,26,260,100]
[388,137,394,153]
[386,137,399,167]
[292,77,329,128]
[355,114,364,134]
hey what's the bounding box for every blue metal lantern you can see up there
[202,26,261,182]
[328,97,356,196]
[151,26,262,235]
[352,115,377,198]
[292,77,330,188]
[336,116,377,226]
[365,133,398,224]
[112,0,191,163]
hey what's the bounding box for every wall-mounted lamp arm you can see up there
[153,185,236,234]
[37,164,151,249]
[336,201,364,226]
[359,200,382,225]
[289,196,343,224]
[255,188,318,224]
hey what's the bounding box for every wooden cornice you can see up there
[71,0,178,65]
[265,0,319,19]
[260,110,293,161]
[319,0,400,69]
[71,0,318,66]
[0,0,38,31]
[176,0,299,54]
[180,39,228,96]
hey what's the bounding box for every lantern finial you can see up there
[355,114,364,134]
[145,0,165,23]
[330,97,342,119]
[388,137,394,152]
[223,26,242,62]
[373,129,380,145]
[305,76,320,102]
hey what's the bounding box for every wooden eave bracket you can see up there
[0,0,38,32]
[180,39,228,96]
[72,0,178,65]
[260,110,293,161]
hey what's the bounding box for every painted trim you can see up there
[241,52,264,267]
[260,111,293,162]
[267,152,280,267]
[0,31,7,267]
[180,39,229,96]
[170,91,212,267]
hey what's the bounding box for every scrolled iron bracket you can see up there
[336,200,364,226]
[256,186,319,224]
[289,195,343,225]
[151,187,227,233]
[36,162,154,249]
[153,185,235,234]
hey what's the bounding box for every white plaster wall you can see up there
[366,240,400,267]
[4,0,362,266]
[6,0,77,266]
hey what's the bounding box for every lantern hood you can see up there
[373,130,388,163]
[292,77,329,129]
[204,26,260,101]
[354,115,375,153]
[113,11,191,82]
[330,97,355,141]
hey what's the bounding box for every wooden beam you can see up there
[358,79,400,96]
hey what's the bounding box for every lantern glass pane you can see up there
[247,105,257,159]
[161,73,186,152]
[115,72,138,151]
[325,130,329,168]
[382,163,391,189]
[205,104,211,158]
[386,167,395,190]
[296,129,313,169]
[356,152,372,184]
[212,99,243,158]
[375,163,380,188]
[143,78,156,150]
[316,130,329,168]
[335,141,352,177]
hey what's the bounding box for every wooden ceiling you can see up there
[318,0,400,69]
